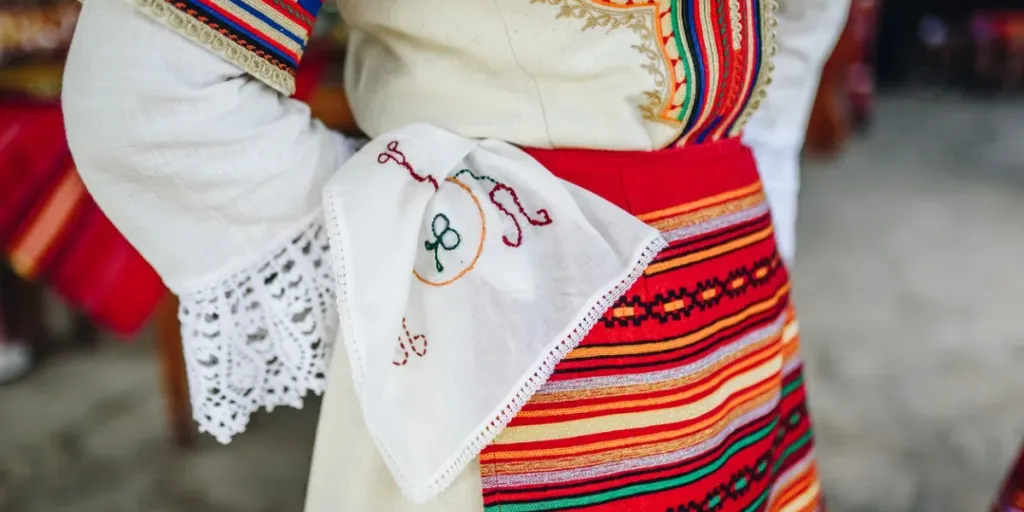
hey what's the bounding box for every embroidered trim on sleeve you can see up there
[132,0,323,95]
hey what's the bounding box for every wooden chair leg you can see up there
[805,1,860,157]
[0,265,48,353]
[154,293,195,448]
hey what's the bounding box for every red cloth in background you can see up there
[0,46,337,336]
[0,101,164,337]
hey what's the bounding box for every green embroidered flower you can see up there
[424,213,462,273]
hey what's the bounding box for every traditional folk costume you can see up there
[743,0,849,264]
[64,0,824,510]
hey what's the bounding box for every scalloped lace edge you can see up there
[176,212,335,443]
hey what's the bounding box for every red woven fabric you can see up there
[0,101,163,337]
[477,140,822,511]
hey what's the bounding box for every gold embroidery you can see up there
[729,0,778,137]
[530,0,674,127]
[535,0,780,145]
[132,0,296,96]
[729,0,743,50]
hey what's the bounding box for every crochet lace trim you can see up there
[176,215,335,443]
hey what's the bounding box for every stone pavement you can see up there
[1,94,1023,512]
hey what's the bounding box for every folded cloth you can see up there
[322,124,665,502]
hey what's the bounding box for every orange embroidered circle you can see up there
[413,177,486,287]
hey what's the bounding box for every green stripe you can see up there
[743,486,770,512]
[670,0,696,123]
[772,432,812,475]
[781,374,803,397]
[484,418,779,512]
[742,431,814,512]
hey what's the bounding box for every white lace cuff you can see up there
[175,215,337,443]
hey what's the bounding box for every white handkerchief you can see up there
[321,123,665,502]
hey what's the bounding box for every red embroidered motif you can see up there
[453,169,554,248]
[489,184,553,248]
[392,318,429,366]
[377,141,439,191]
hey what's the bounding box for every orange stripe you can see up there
[517,342,781,419]
[647,191,765,232]
[529,329,780,405]
[645,224,774,275]
[772,469,820,512]
[566,282,790,359]
[781,336,799,362]
[637,181,762,222]
[8,170,85,279]
[770,464,816,511]
[1012,490,1024,508]
[485,378,781,468]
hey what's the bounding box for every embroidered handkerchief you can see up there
[321,123,666,502]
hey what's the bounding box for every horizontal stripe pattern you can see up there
[480,172,820,511]
[133,0,323,95]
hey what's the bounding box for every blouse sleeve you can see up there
[63,0,356,443]
[743,0,850,150]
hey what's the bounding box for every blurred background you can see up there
[1,1,1023,511]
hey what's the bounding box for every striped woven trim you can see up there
[131,0,322,95]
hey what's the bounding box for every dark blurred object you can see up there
[970,10,1024,92]
[302,8,360,135]
[0,0,78,65]
[0,59,63,99]
[992,441,1024,511]
[874,0,1024,93]
[0,265,38,383]
[154,293,194,447]
[0,262,100,385]
[0,0,78,100]
[298,43,361,135]
[805,0,880,156]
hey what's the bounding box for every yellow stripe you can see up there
[213,0,306,52]
[519,343,780,418]
[530,328,780,404]
[778,481,820,512]
[8,171,84,279]
[649,191,766,233]
[638,181,762,222]
[236,0,309,37]
[644,224,774,275]
[679,0,722,145]
[566,282,789,359]
[492,353,782,445]
[769,456,815,506]
[782,319,798,345]
[485,384,778,463]
[486,383,780,473]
